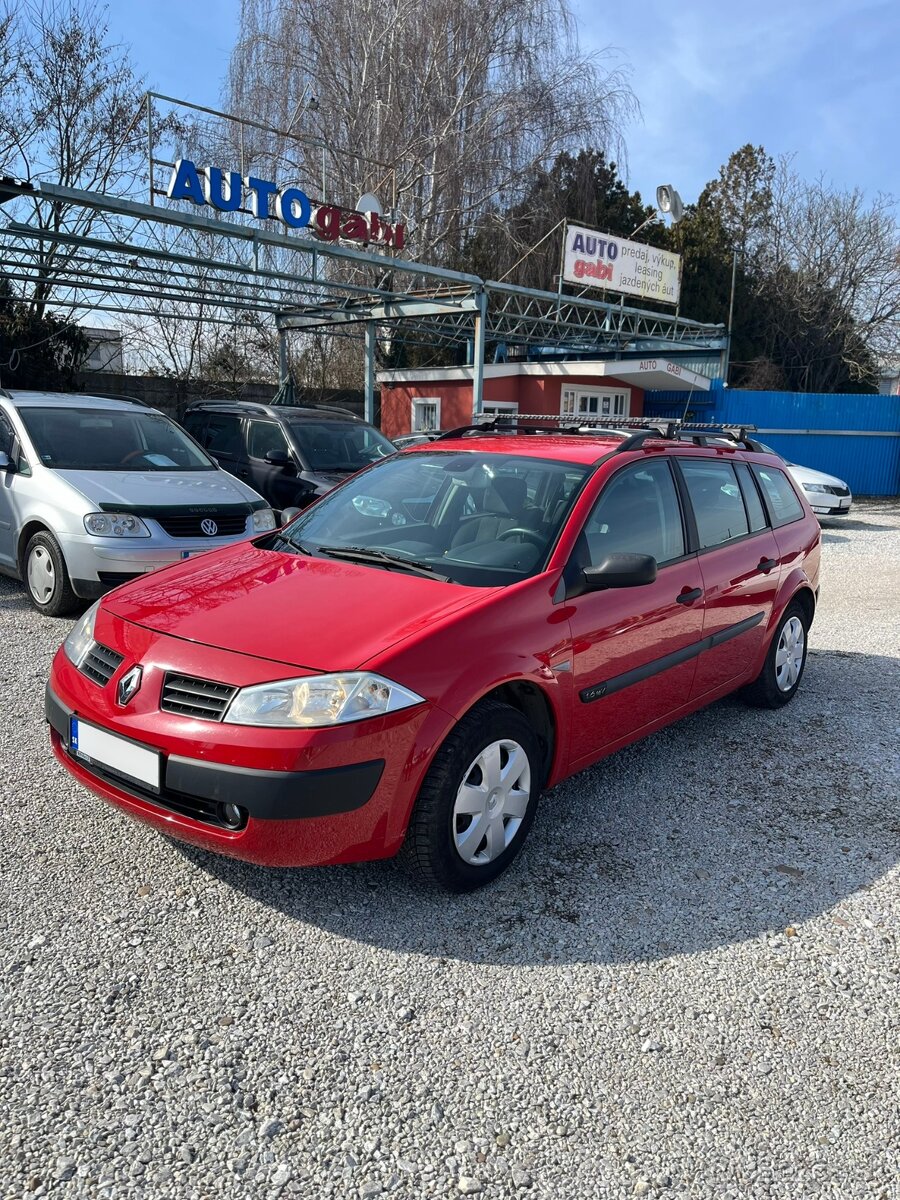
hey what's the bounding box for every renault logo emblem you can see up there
[201,518,219,536]
[117,665,143,707]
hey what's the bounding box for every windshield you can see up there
[288,420,395,472]
[19,407,216,472]
[270,450,590,587]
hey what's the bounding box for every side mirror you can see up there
[582,553,657,592]
[0,451,14,473]
[279,506,302,525]
[265,448,292,467]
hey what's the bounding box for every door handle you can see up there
[757,557,778,574]
[676,587,703,605]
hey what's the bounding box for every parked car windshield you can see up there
[19,407,216,472]
[271,450,590,587]
[288,420,395,472]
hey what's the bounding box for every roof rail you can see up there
[81,391,150,407]
[435,414,763,452]
[185,398,361,420]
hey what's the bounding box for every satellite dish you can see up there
[356,192,383,215]
[656,184,684,224]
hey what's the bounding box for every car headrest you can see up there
[485,474,527,515]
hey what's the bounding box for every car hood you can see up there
[103,542,487,671]
[785,462,849,490]
[52,468,266,510]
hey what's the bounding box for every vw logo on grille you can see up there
[116,665,143,707]
[200,518,219,536]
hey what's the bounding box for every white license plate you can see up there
[69,718,161,792]
[180,549,210,560]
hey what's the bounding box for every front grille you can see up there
[153,513,249,538]
[79,641,124,687]
[824,485,850,497]
[160,673,238,721]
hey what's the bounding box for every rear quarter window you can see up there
[752,464,804,527]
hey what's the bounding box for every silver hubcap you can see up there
[27,546,56,604]
[452,739,531,866]
[775,616,805,691]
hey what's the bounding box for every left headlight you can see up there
[63,601,99,668]
[84,512,151,537]
[801,483,827,494]
[251,508,277,532]
[223,672,425,728]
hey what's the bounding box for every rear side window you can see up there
[752,464,804,527]
[203,414,243,458]
[583,459,685,565]
[734,462,768,532]
[678,460,749,548]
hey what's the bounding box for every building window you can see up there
[411,397,441,432]
[561,388,630,420]
[480,401,518,424]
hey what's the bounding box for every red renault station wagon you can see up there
[47,418,821,892]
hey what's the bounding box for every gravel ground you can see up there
[1,500,899,1200]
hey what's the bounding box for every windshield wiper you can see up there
[316,545,449,581]
[268,534,311,555]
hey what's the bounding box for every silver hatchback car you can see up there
[0,391,276,616]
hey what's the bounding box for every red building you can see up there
[378,358,713,439]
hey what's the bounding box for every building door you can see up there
[561,387,630,421]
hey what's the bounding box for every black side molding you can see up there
[580,612,765,703]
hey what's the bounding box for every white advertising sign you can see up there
[562,223,682,305]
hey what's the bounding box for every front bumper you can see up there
[46,628,448,867]
[806,495,852,517]
[61,531,256,597]
[46,685,384,823]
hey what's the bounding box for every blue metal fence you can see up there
[645,387,900,496]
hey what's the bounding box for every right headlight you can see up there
[62,601,99,668]
[223,672,425,728]
[84,512,151,537]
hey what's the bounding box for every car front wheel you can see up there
[23,531,79,617]
[405,699,542,892]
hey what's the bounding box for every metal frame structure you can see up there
[0,175,726,422]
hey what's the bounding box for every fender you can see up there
[750,566,817,678]
[381,661,569,855]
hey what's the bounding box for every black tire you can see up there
[22,531,80,618]
[742,600,809,709]
[404,699,542,892]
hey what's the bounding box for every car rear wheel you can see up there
[404,699,541,892]
[24,531,79,617]
[743,601,809,708]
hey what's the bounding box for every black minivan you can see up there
[182,402,396,514]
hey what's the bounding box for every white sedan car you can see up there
[757,445,853,518]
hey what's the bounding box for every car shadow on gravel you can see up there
[176,648,900,967]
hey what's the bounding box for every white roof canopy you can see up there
[376,358,712,392]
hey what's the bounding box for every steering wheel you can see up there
[497,528,545,547]
[120,449,150,465]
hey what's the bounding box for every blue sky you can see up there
[108,0,898,206]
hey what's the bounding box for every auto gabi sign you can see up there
[562,222,681,305]
[166,159,406,250]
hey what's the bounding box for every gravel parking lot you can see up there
[2,500,898,1200]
